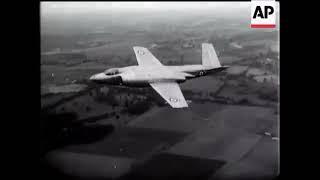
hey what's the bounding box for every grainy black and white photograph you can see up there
[40,2,279,180]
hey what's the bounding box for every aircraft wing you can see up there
[150,82,188,108]
[133,46,163,66]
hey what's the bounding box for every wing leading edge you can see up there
[133,46,163,66]
[150,82,188,108]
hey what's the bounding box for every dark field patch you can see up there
[62,127,188,158]
[118,153,226,180]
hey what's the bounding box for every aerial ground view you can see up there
[40,2,279,180]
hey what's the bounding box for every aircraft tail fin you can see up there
[202,43,221,68]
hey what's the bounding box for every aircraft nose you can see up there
[89,74,97,80]
[89,73,123,85]
[89,73,106,81]
[89,74,98,81]
[89,75,95,80]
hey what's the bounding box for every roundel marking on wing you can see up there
[169,97,179,103]
[138,50,145,55]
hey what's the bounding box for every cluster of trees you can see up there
[93,88,119,106]
[126,100,153,115]
[258,88,278,102]
[41,53,87,66]
[91,87,155,116]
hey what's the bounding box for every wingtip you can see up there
[133,46,146,50]
[202,42,212,46]
[171,104,189,109]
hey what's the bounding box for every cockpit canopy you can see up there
[104,68,120,76]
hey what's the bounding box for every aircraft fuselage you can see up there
[90,65,228,87]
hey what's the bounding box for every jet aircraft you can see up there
[90,43,229,108]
